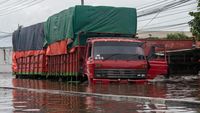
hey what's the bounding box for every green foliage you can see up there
[189,0,200,40]
[147,37,159,39]
[147,34,159,39]
[166,32,189,40]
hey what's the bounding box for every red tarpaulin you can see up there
[12,50,46,72]
[46,39,70,56]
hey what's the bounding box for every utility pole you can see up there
[81,0,84,5]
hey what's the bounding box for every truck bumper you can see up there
[90,78,147,84]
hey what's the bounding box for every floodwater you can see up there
[0,74,200,113]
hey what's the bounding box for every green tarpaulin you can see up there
[44,5,137,45]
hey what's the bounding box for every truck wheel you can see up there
[58,77,62,82]
[16,74,19,78]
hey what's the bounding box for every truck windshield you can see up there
[93,41,145,60]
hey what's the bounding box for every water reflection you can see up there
[11,89,200,113]
[0,89,13,113]
[10,77,200,112]
[12,91,82,112]
[12,78,168,98]
[12,77,200,101]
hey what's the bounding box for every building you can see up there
[138,31,193,38]
[0,35,12,73]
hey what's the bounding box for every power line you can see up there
[137,0,194,17]
[138,0,196,13]
[139,2,196,30]
[139,16,191,26]
[137,0,169,10]
[138,8,196,22]
[137,0,181,15]
[167,1,197,11]
[136,0,162,8]
[138,0,175,11]
[157,2,198,15]
[0,0,28,11]
[0,0,45,16]
[0,31,12,34]
[0,0,39,14]
[158,25,189,31]
[139,10,161,30]
[0,0,35,13]
[0,0,11,5]
[0,34,12,40]
[137,0,196,31]
[138,22,188,31]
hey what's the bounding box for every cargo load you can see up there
[12,23,46,75]
[44,5,137,46]
[12,23,44,51]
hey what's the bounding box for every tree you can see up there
[189,0,200,40]
[166,32,189,40]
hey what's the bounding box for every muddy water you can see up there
[0,74,200,113]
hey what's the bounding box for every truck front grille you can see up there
[94,69,147,79]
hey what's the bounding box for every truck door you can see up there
[84,43,92,75]
[147,45,168,79]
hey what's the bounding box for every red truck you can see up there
[46,36,168,83]
[84,37,148,83]
[12,6,168,83]
[13,33,168,83]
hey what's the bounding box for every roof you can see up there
[166,47,200,53]
[138,31,193,38]
[0,35,12,49]
[88,37,142,43]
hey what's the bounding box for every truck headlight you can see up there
[137,74,145,77]
[141,74,145,77]
[96,74,101,77]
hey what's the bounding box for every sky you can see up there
[0,0,198,35]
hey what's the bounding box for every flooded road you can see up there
[0,74,200,113]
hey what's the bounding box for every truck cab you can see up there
[84,38,148,83]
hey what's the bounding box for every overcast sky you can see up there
[0,0,198,34]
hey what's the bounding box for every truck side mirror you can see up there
[146,56,149,60]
